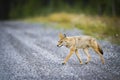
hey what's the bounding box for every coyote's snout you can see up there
[57,33,105,65]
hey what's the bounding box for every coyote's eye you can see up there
[58,41,63,43]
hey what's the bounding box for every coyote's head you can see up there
[57,33,67,47]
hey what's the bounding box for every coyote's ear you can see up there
[59,33,64,39]
[64,34,66,37]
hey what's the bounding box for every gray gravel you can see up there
[0,21,120,80]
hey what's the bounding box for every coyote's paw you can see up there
[79,60,83,64]
[62,62,66,65]
[102,61,105,64]
[85,61,89,64]
[80,62,83,64]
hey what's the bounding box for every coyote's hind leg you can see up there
[83,48,91,64]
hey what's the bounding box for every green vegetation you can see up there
[1,0,120,44]
[25,12,120,44]
[8,0,120,19]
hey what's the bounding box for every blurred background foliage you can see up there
[0,0,120,19]
[0,0,120,44]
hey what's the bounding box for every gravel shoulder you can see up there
[0,21,120,80]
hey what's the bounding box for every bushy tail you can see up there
[97,44,103,55]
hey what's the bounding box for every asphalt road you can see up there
[0,21,120,80]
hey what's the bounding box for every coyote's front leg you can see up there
[62,47,75,65]
[75,49,83,64]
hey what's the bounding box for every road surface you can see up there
[0,21,120,80]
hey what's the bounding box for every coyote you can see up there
[57,33,105,65]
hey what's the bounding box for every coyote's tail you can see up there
[97,44,103,55]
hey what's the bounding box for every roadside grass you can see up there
[25,12,120,44]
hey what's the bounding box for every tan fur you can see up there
[57,33,105,64]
